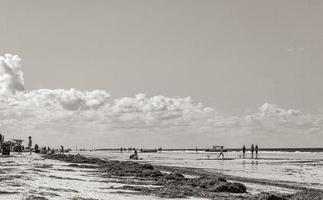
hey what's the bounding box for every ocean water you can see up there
[77,150,323,191]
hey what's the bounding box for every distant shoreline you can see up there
[92,147,323,152]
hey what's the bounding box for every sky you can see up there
[0,0,323,148]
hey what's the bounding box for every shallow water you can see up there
[0,153,202,200]
[78,150,323,191]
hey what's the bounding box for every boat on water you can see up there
[139,149,158,153]
[205,146,228,152]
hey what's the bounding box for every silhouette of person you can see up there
[130,149,138,160]
[217,146,225,160]
[251,144,254,159]
[28,136,32,155]
[255,145,259,159]
[34,144,39,153]
[242,145,246,158]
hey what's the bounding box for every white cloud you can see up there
[0,54,24,94]
[0,54,322,147]
[0,55,213,143]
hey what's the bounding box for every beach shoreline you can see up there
[1,152,322,199]
[43,153,323,200]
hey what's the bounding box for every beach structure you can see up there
[1,142,11,155]
[11,139,24,152]
[0,134,21,155]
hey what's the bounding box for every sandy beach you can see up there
[0,153,201,200]
[1,152,322,200]
[70,150,323,199]
[1,1,323,199]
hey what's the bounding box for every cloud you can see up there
[286,47,305,53]
[0,90,213,147]
[0,55,213,142]
[242,103,323,136]
[0,54,322,147]
[0,54,24,94]
[245,103,301,125]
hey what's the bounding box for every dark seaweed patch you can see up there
[39,186,78,193]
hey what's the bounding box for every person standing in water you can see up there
[217,146,225,160]
[251,144,254,159]
[255,145,259,159]
[242,145,246,158]
[0,133,3,152]
[28,136,32,155]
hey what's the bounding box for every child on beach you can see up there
[251,144,254,159]
[217,146,225,160]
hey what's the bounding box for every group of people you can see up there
[27,136,65,155]
[242,144,259,159]
[215,144,260,160]
[34,145,56,154]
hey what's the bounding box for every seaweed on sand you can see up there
[44,154,323,199]
[44,154,247,198]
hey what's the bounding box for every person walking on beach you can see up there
[60,145,64,154]
[255,145,259,159]
[217,146,225,160]
[28,136,32,155]
[242,145,246,158]
[251,144,254,159]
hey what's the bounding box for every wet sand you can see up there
[43,153,323,200]
[76,150,323,190]
[1,153,323,200]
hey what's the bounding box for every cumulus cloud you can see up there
[0,54,24,94]
[0,54,322,147]
[244,103,301,126]
[0,55,214,143]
